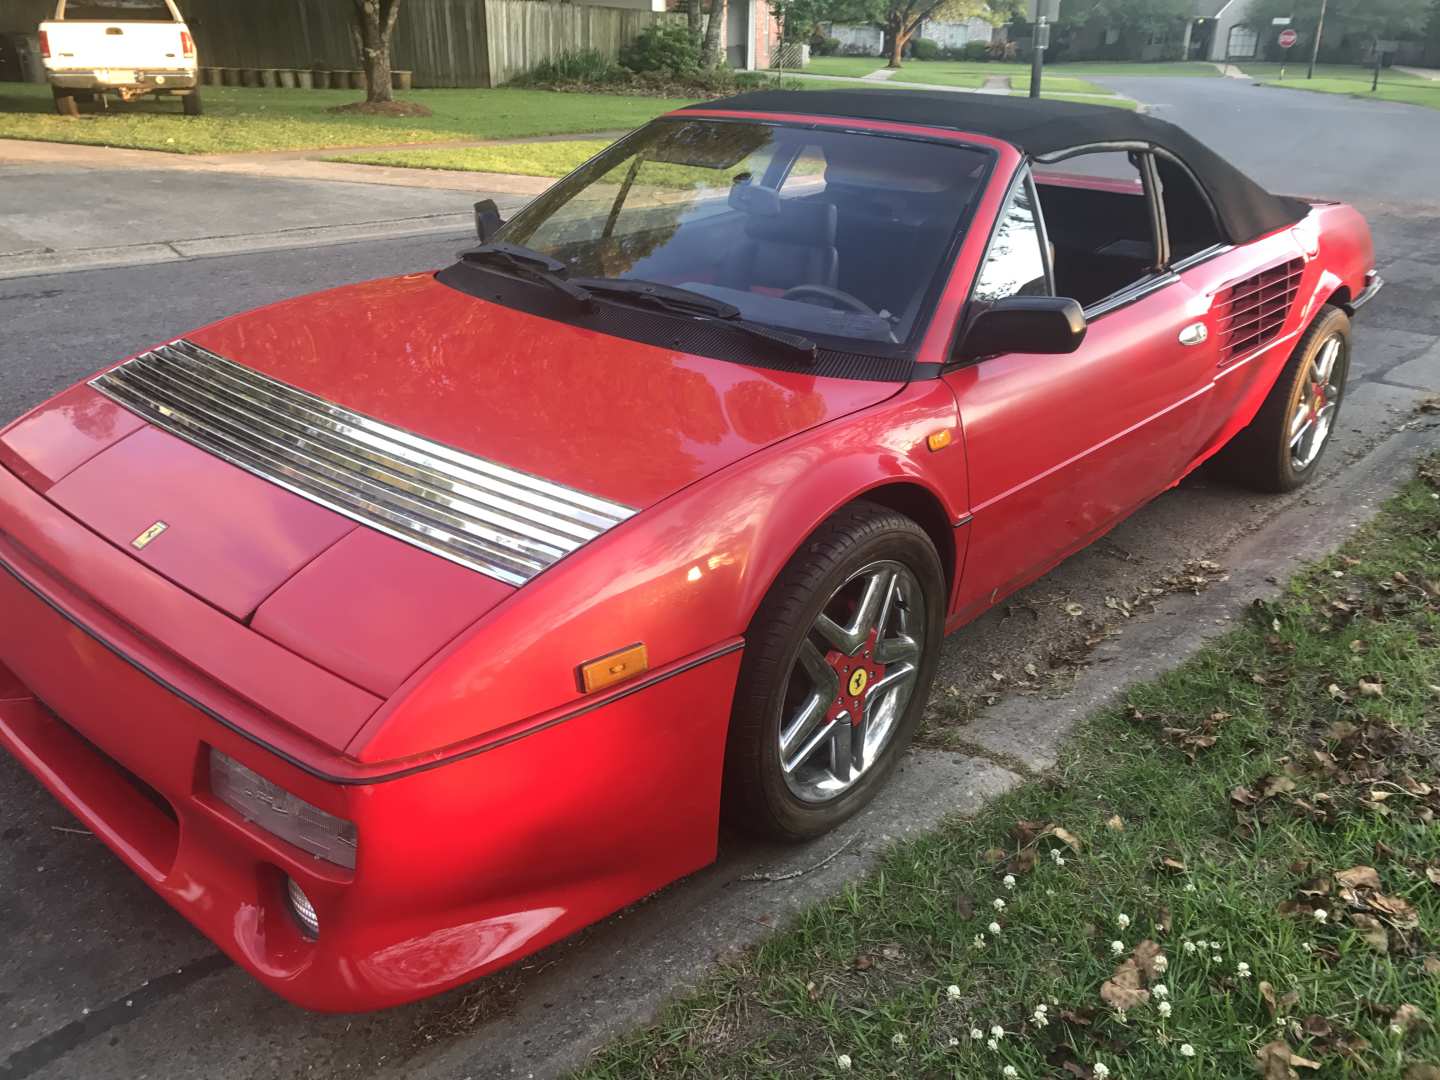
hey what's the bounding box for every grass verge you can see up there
[0,83,694,154]
[1239,63,1440,112]
[331,139,611,178]
[578,454,1440,1079]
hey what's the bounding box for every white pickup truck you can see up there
[39,0,199,117]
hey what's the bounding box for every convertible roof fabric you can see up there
[682,90,1309,245]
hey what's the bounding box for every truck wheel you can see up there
[723,501,944,840]
[182,89,202,116]
[1218,304,1351,493]
[52,88,79,118]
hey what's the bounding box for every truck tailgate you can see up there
[41,19,188,71]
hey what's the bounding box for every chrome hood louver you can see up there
[90,340,635,586]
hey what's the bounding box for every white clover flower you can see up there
[1152,954,1168,974]
[970,1027,984,1041]
[1110,940,1125,955]
[947,984,962,1001]
[973,934,987,950]
[1003,1067,1019,1079]
[1312,908,1328,923]
[1301,942,1313,953]
[1184,881,1197,892]
[1390,1022,1404,1036]
[1236,962,1251,979]
[1183,941,1197,955]
[1093,1063,1111,1079]
[1050,849,1066,866]
[1032,1006,1050,1027]
[948,1036,960,1047]
[1003,874,1016,890]
[991,1025,1005,1040]
[1158,1001,1172,1018]
[987,1038,999,1051]
[1180,1044,1195,1058]
[989,921,1003,936]
[836,1053,852,1070]
[993,898,1006,911]
[1153,984,1169,1000]
[891,1032,906,1048]
[1209,941,1223,950]
[1045,888,1056,896]
[1116,914,1131,930]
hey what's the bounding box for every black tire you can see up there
[722,501,945,841]
[52,87,79,118]
[182,89,202,116]
[1215,304,1351,493]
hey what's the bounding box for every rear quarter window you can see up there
[60,0,176,19]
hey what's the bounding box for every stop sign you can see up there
[1278,28,1298,48]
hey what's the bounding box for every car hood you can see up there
[185,271,899,510]
[0,271,901,721]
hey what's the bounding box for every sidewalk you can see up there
[0,138,557,279]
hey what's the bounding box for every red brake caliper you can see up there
[823,627,886,727]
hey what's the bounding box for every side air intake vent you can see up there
[1213,258,1304,365]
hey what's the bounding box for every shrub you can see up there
[811,35,842,56]
[911,37,940,61]
[516,49,624,85]
[960,39,991,61]
[840,41,876,56]
[619,22,701,76]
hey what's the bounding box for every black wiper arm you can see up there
[572,278,817,363]
[459,242,592,306]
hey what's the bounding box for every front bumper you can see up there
[1350,270,1384,313]
[0,465,737,1011]
[47,69,196,91]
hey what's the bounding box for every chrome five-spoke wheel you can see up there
[1289,332,1343,471]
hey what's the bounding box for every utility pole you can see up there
[1306,0,1327,78]
[1030,14,1046,97]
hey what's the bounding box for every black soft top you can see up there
[683,90,1309,245]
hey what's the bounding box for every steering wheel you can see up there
[780,284,879,316]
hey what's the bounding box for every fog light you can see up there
[286,876,320,939]
[209,748,357,869]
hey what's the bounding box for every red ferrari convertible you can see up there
[0,91,1379,1010]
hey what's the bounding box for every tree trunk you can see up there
[701,0,725,67]
[352,0,402,103]
[886,17,905,66]
[687,0,703,40]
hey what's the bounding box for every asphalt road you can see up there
[1,75,1439,1080]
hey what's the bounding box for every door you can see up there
[946,156,1221,619]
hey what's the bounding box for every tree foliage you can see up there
[1245,0,1433,42]
[1054,0,1189,32]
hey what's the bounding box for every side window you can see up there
[973,175,1049,303]
[1156,156,1224,262]
[1033,152,1156,308]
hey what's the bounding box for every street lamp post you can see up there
[1028,0,1059,100]
[1306,0,1327,78]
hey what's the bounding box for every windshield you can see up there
[498,118,992,349]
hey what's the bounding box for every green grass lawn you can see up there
[0,82,695,154]
[576,453,1440,1079]
[332,139,612,178]
[1054,60,1222,77]
[1240,62,1440,111]
[799,56,890,78]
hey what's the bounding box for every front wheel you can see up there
[1218,304,1351,493]
[723,502,944,840]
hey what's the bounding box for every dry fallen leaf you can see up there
[1392,1003,1430,1035]
[1403,1066,1440,1080]
[1260,980,1301,1018]
[1100,959,1149,1011]
[1358,679,1386,698]
[1256,1040,1321,1079]
[1370,893,1420,930]
[1051,826,1083,853]
[1105,814,1125,832]
[1426,867,1440,888]
[1160,857,1188,874]
[1335,866,1381,891]
[1350,914,1390,953]
[1424,956,1440,977]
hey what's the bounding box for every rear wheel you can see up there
[1217,304,1350,493]
[52,87,79,118]
[723,502,944,840]
[182,88,202,116]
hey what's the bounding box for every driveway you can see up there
[1,77,1439,1080]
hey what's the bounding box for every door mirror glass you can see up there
[474,199,504,243]
[954,296,1087,360]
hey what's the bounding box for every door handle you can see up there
[1178,322,1208,346]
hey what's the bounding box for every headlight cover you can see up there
[209,748,357,869]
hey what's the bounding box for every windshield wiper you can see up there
[573,278,818,363]
[459,242,593,306]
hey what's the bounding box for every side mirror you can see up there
[953,296,1087,361]
[474,199,504,243]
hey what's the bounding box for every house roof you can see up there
[683,88,1308,243]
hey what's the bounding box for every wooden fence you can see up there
[0,0,685,87]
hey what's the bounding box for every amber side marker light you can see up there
[926,429,953,452]
[580,643,648,693]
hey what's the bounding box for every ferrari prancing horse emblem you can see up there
[848,668,869,697]
[131,521,169,550]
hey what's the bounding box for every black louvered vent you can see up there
[1213,258,1304,365]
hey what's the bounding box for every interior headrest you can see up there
[745,200,838,245]
[728,181,780,216]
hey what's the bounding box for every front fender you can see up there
[350,379,965,764]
